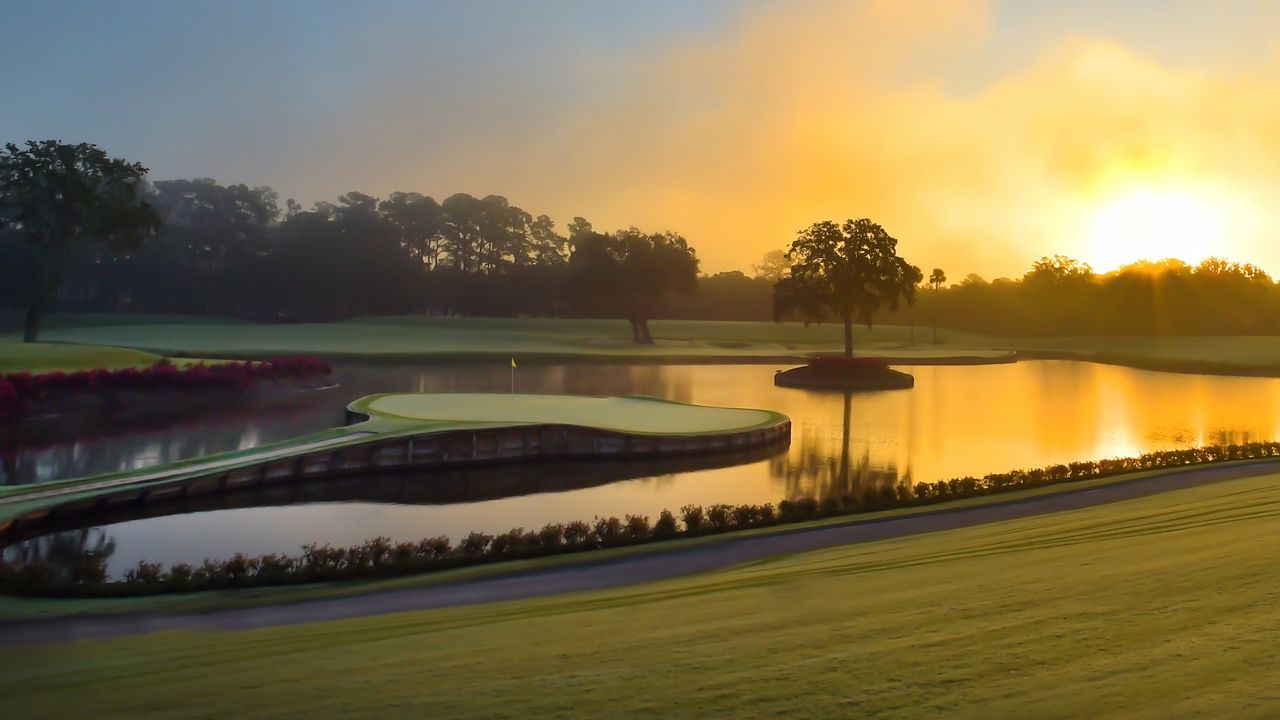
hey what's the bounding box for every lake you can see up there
[7,359,1280,575]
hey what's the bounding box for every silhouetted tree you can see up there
[929,267,946,343]
[379,192,444,269]
[568,225,699,343]
[0,141,160,341]
[773,218,922,357]
[752,249,790,282]
[527,214,569,266]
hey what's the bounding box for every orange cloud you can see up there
[423,0,1280,278]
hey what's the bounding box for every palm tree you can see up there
[929,268,946,343]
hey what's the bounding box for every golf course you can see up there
[4,463,1280,717]
[13,6,1280,715]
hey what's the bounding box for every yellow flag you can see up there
[511,358,517,368]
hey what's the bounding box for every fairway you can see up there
[2,314,1009,365]
[7,314,1280,376]
[6,471,1280,718]
[0,341,167,374]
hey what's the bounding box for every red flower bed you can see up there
[0,378,22,422]
[806,355,889,370]
[0,356,331,423]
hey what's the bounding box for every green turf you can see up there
[6,471,1280,717]
[0,311,250,335]
[10,314,1280,373]
[0,342,168,374]
[3,315,1008,363]
[358,392,781,434]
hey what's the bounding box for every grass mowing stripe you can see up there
[7,472,1280,717]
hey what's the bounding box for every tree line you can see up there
[0,142,710,340]
[7,141,1280,341]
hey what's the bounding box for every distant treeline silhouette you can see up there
[3,176,1279,335]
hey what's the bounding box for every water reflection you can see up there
[6,528,116,584]
[773,393,906,499]
[5,445,783,546]
[8,360,1280,574]
[1,363,690,485]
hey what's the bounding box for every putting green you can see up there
[359,393,782,435]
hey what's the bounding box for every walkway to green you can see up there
[0,393,789,532]
[4,458,1278,647]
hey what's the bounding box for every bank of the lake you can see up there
[0,454,1274,623]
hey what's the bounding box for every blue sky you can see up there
[6,1,1280,275]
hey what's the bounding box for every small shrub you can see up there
[460,532,493,558]
[731,504,758,529]
[624,514,651,542]
[593,517,624,547]
[164,563,197,592]
[653,510,679,538]
[418,535,452,559]
[794,497,819,519]
[563,520,592,547]
[681,504,705,533]
[537,523,565,551]
[123,560,164,585]
[818,495,841,517]
[706,504,733,532]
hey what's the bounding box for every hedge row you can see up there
[4,440,1280,597]
[0,356,332,421]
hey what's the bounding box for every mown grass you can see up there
[9,313,1280,374]
[5,314,1006,364]
[0,342,167,374]
[357,392,782,434]
[6,472,1280,718]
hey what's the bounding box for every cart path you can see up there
[4,459,1277,647]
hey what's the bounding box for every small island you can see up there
[0,393,792,549]
[774,356,914,391]
[772,219,922,391]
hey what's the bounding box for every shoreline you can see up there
[3,457,1277,645]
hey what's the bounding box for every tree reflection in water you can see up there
[2,527,116,584]
[771,391,909,500]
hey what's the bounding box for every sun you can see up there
[1084,186,1227,272]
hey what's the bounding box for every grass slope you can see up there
[0,342,170,374]
[6,472,1280,718]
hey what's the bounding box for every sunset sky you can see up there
[7,0,1280,276]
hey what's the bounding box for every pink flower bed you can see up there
[0,356,331,422]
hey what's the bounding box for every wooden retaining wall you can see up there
[0,420,790,544]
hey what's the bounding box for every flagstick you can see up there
[510,359,515,394]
